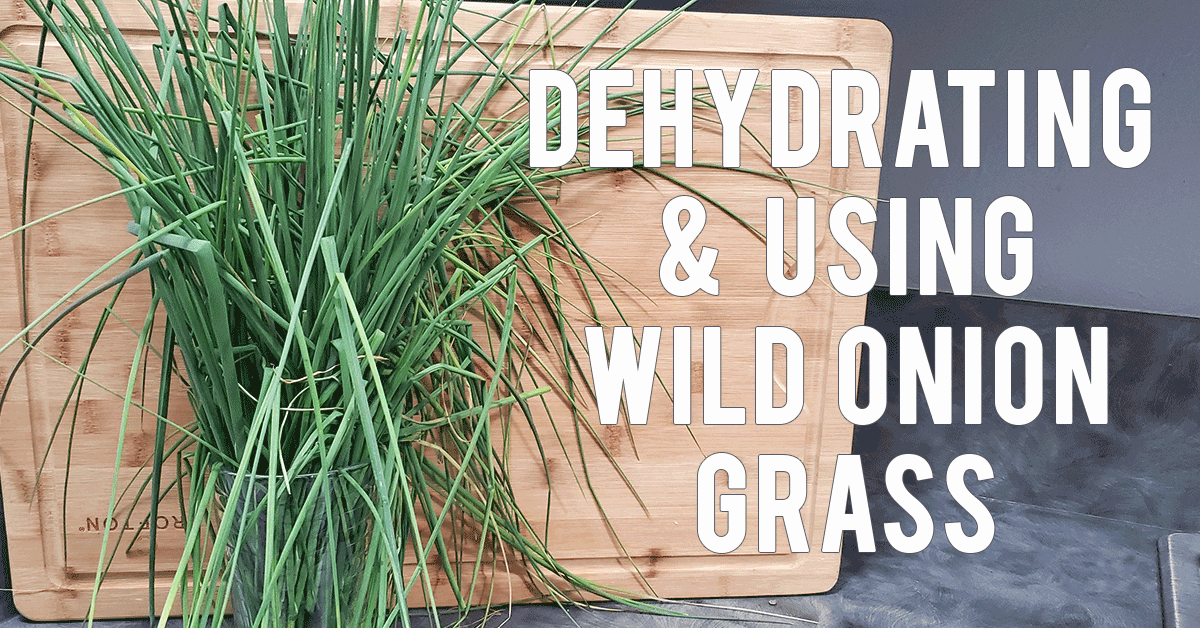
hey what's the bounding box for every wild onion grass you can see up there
[0,0,706,625]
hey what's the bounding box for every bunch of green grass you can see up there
[0,0,699,625]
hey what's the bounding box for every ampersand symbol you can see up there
[659,195,720,297]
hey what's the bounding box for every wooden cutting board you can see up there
[0,1,891,620]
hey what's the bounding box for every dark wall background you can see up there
[597,0,1200,317]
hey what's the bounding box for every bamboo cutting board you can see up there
[0,1,891,620]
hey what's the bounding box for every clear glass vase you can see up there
[216,465,374,628]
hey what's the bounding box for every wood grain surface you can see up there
[0,1,891,620]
